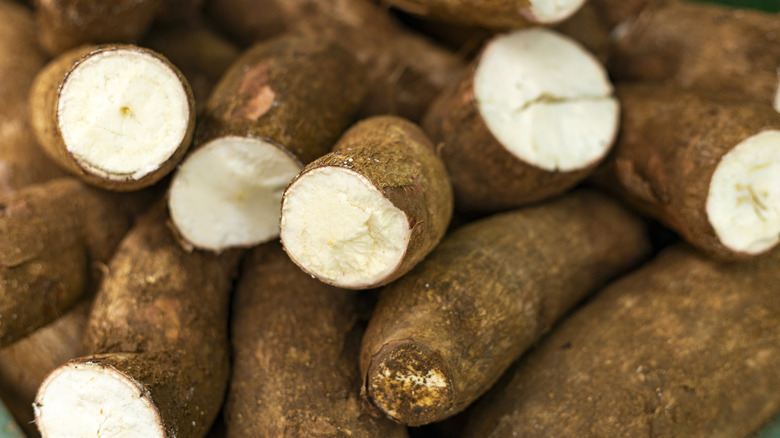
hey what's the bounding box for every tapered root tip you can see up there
[34,361,165,437]
[366,341,452,426]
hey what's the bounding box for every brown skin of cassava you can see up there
[423,61,612,213]
[29,44,196,191]
[225,243,407,438]
[464,245,780,438]
[196,34,367,166]
[610,0,780,109]
[606,84,780,260]
[142,22,240,114]
[281,115,453,290]
[587,0,662,31]
[205,0,463,122]
[0,1,67,199]
[378,0,579,28]
[52,206,242,438]
[0,178,154,347]
[0,302,88,435]
[553,3,612,64]
[360,190,651,426]
[33,0,160,56]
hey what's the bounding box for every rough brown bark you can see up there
[197,34,367,166]
[0,0,67,199]
[281,115,452,289]
[360,190,651,426]
[29,44,196,191]
[205,0,463,122]
[606,84,780,260]
[43,205,242,437]
[34,0,160,56]
[464,245,780,438]
[0,178,154,347]
[610,0,780,110]
[225,242,407,438]
[142,22,240,114]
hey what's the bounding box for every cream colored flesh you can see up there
[524,0,585,23]
[57,49,190,180]
[34,362,165,438]
[168,136,302,251]
[707,130,780,255]
[280,166,411,289]
[474,28,618,172]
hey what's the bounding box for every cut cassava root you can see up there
[226,243,407,438]
[34,206,241,438]
[168,35,366,251]
[30,44,195,191]
[280,115,452,289]
[381,0,586,29]
[464,245,780,437]
[608,84,780,259]
[424,27,619,212]
[359,190,650,426]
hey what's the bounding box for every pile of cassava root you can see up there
[1,0,779,436]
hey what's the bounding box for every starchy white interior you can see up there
[525,0,585,23]
[34,362,164,438]
[58,49,190,180]
[707,130,780,255]
[280,166,411,289]
[474,28,618,172]
[169,136,302,251]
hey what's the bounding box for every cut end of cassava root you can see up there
[525,0,586,23]
[34,362,165,438]
[280,166,411,289]
[474,28,618,172]
[707,130,780,255]
[169,136,302,251]
[58,48,191,180]
[367,341,452,426]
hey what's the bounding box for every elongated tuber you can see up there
[360,190,650,425]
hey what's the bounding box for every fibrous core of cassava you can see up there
[706,130,780,254]
[35,362,164,437]
[281,166,411,288]
[474,28,617,172]
[168,136,302,251]
[55,47,191,181]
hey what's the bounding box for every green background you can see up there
[695,0,780,11]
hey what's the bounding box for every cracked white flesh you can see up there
[707,130,780,255]
[168,136,302,251]
[34,362,164,438]
[474,28,618,172]
[58,49,190,180]
[524,0,585,23]
[280,166,411,289]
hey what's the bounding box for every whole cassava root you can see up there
[33,0,159,56]
[611,0,780,113]
[205,0,463,121]
[168,35,366,252]
[280,115,452,290]
[359,190,651,426]
[423,27,619,212]
[379,0,586,28]
[34,206,242,438]
[0,0,67,198]
[30,44,196,191]
[464,245,780,437]
[607,84,780,259]
[226,243,407,438]
[0,178,153,347]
